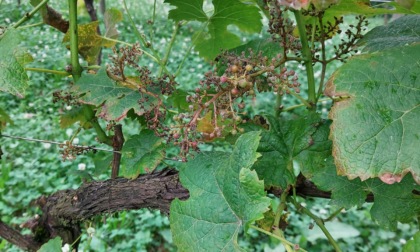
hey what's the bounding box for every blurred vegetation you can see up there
[0,0,417,251]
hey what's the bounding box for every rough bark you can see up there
[41,5,69,33]
[2,166,379,251]
[0,221,40,252]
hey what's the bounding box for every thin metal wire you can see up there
[0,133,120,154]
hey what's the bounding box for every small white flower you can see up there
[78,163,86,171]
[399,238,406,244]
[73,138,79,144]
[62,243,70,252]
[43,143,52,149]
[87,227,96,237]
[66,129,73,137]
[65,105,72,111]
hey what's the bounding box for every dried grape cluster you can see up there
[60,140,97,160]
[268,0,302,55]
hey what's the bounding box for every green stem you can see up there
[84,65,101,70]
[17,21,44,29]
[25,67,68,76]
[174,22,207,77]
[159,23,180,76]
[12,0,49,29]
[122,0,167,74]
[293,10,316,108]
[284,86,311,108]
[290,197,342,252]
[250,225,307,252]
[122,0,147,48]
[91,119,112,146]
[283,97,331,112]
[68,0,82,81]
[274,188,289,228]
[324,208,344,222]
[149,0,157,42]
[317,15,328,100]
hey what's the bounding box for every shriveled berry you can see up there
[231,129,237,135]
[173,133,180,139]
[220,75,228,83]
[231,65,239,73]
[231,88,239,96]
[245,64,253,71]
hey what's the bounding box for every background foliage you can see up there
[0,0,419,251]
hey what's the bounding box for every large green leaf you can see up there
[326,0,420,15]
[309,157,420,230]
[72,68,159,121]
[37,237,62,252]
[326,44,420,184]
[122,130,165,179]
[358,15,420,52]
[295,118,420,229]
[403,231,420,252]
[253,113,322,188]
[164,0,262,60]
[170,132,270,251]
[0,29,30,97]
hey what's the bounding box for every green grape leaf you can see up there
[0,29,30,97]
[72,68,159,121]
[60,106,92,129]
[0,108,13,130]
[358,15,420,52]
[369,176,420,229]
[326,0,420,15]
[170,132,270,251]
[297,121,332,178]
[164,0,262,60]
[311,157,369,209]
[121,130,165,179]
[93,152,113,176]
[253,113,322,188]
[325,44,420,184]
[37,237,62,252]
[310,157,420,229]
[104,8,123,39]
[403,231,420,252]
